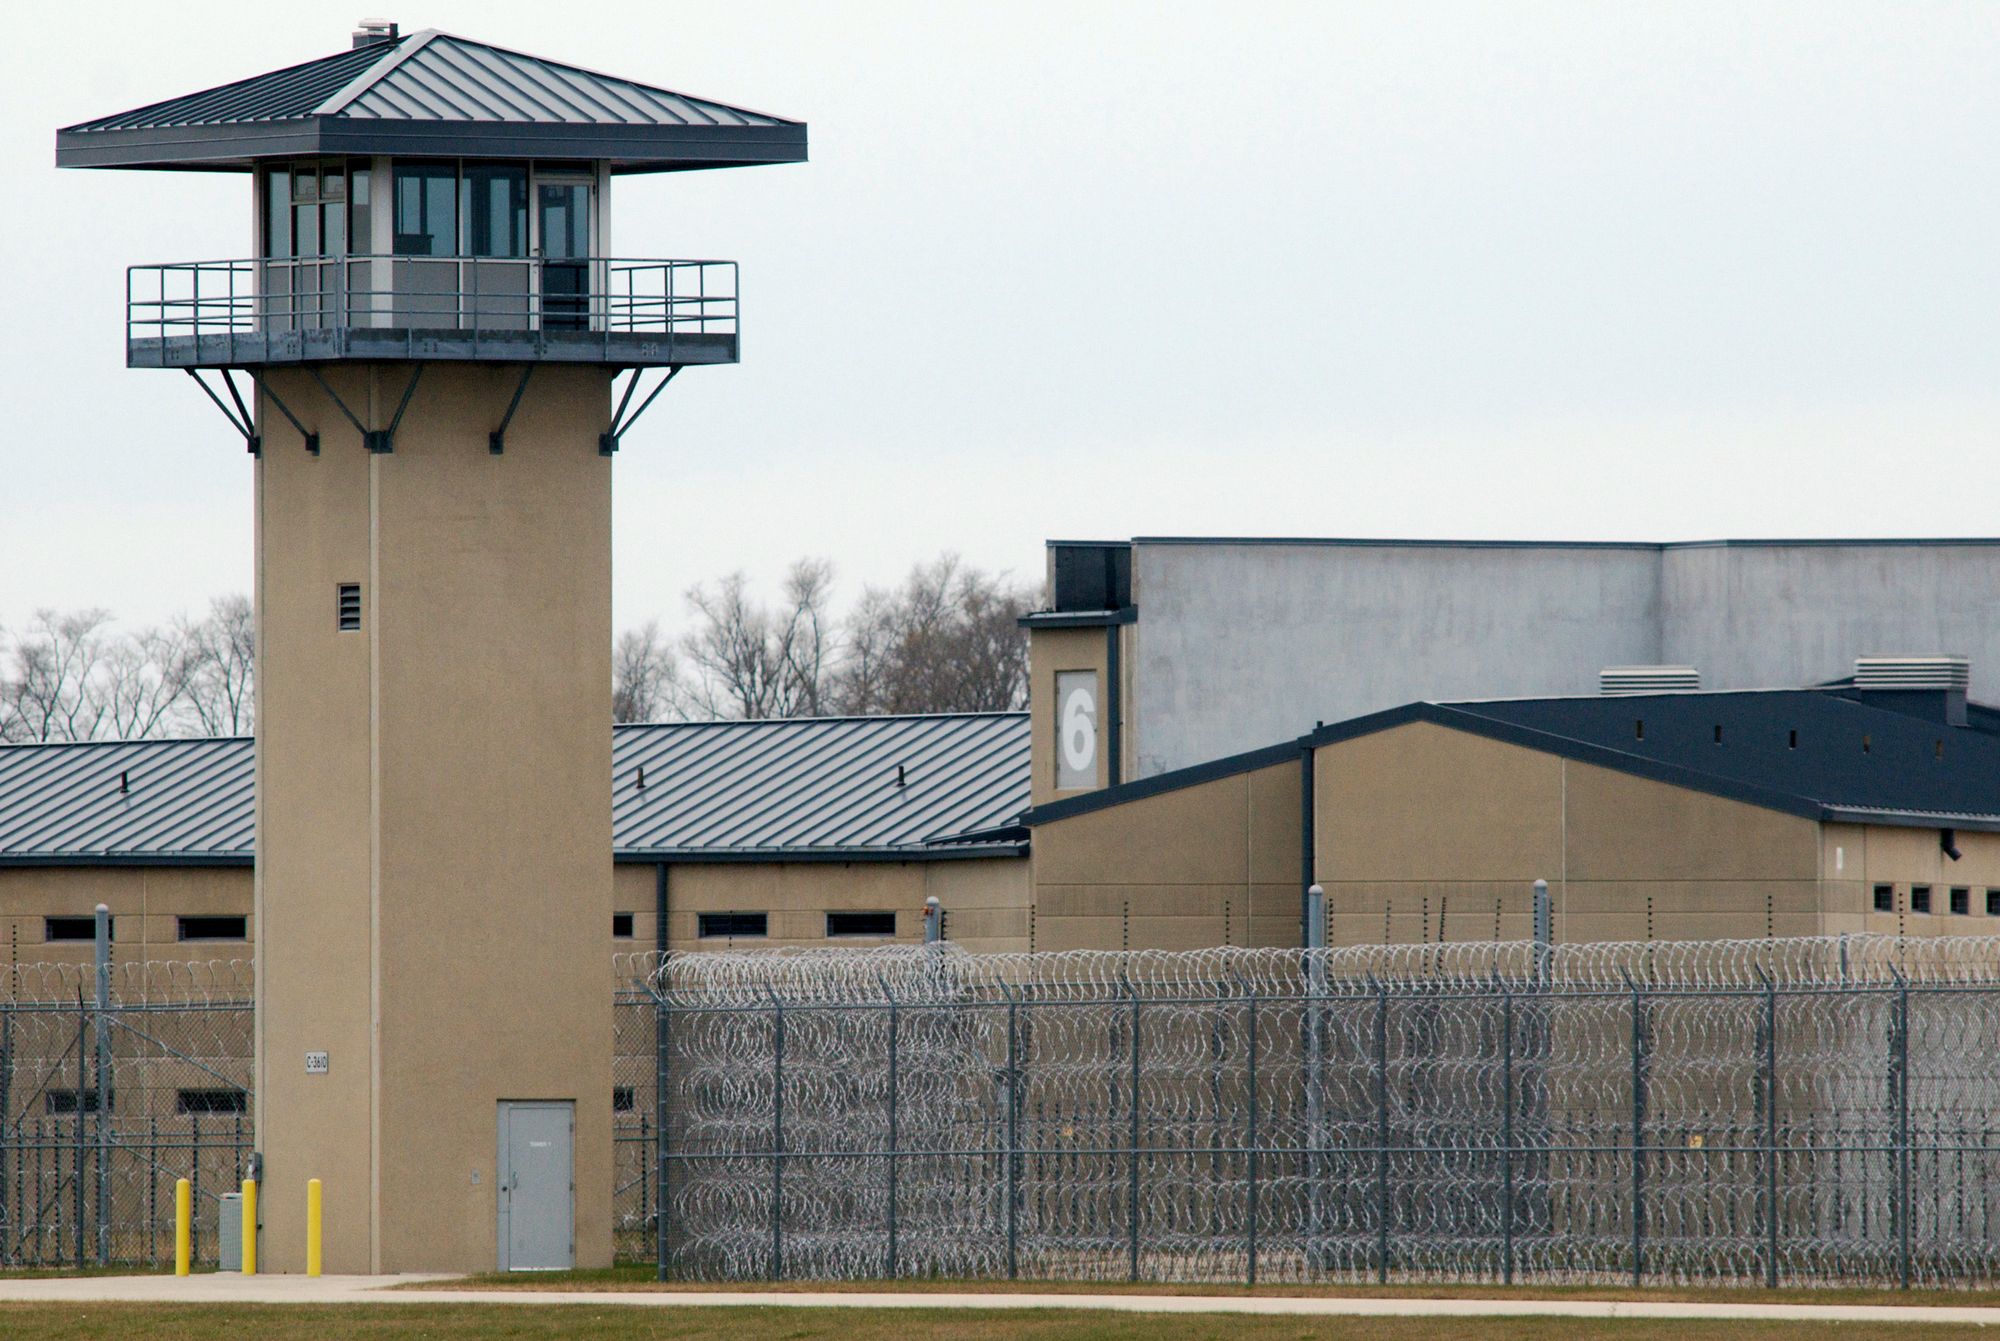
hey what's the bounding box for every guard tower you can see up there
[58,22,805,1273]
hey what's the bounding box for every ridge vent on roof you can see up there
[1855,656,1970,693]
[1600,665,1700,696]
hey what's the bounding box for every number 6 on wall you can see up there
[1055,671,1098,790]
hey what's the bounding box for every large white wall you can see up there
[1127,539,2000,778]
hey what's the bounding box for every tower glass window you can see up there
[264,168,292,258]
[463,164,528,257]
[394,162,458,256]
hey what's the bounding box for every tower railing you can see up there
[126,256,739,368]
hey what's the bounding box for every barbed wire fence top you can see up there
[645,935,2000,1288]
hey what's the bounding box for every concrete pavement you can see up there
[3,1272,2000,1325]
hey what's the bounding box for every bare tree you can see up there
[612,619,679,724]
[101,625,198,739]
[677,559,837,720]
[0,608,115,742]
[180,594,256,735]
[835,555,1033,715]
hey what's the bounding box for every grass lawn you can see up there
[434,1263,2000,1309]
[2,1306,1999,1341]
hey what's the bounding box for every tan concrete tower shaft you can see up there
[252,363,615,1274]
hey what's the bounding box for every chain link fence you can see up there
[645,936,2000,1288]
[0,958,253,1268]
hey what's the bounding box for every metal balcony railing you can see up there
[126,256,739,369]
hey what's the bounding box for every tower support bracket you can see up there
[310,366,426,454]
[248,373,319,456]
[490,366,535,456]
[600,366,681,455]
[183,369,260,456]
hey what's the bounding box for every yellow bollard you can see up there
[240,1177,257,1275]
[174,1178,191,1277]
[306,1178,323,1277]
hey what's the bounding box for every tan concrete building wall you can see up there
[0,866,253,968]
[644,856,1028,954]
[1313,719,1888,945]
[1836,825,2000,937]
[256,362,614,1275]
[1028,627,1111,806]
[1029,759,1301,950]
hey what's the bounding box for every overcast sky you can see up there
[3,1,1997,634]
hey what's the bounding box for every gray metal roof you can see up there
[613,714,1030,858]
[58,29,805,173]
[0,714,1029,866]
[0,737,255,863]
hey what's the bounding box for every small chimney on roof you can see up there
[1601,666,1700,696]
[1854,656,1969,727]
[353,18,399,49]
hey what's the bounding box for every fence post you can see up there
[1762,970,1779,1289]
[74,992,85,1270]
[1892,970,1911,1290]
[770,991,785,1282]
[1245,984,1259,1288]
[0,1005,11,1259]
[655,976,670,1282]
[1374,975,1390,1285]
[1628,974,1646,1289]
[94,905,110,1267]
[1004,984,1020,1281]
[1501,976,1514,1287]
[883,978,900,1281]
[190,1114,201,1266]
[1127,978,1141,1283]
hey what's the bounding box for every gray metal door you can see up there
[497,1101,574,1270]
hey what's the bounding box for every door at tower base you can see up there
[497,1101,576,1271]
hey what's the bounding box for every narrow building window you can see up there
[337,584,361,631]
[1634,720,1644,741]
[697,912,767,939]
[177,1089,247,1115]
[1862,735,1871,754]
[826,911,897,938]
[1911,885,1932,914]
[178,915,248,942]
[44,916,107,942]
[1951,887,1970,916]
[1788,729,1798,749]
[612,1087,636,1113]
[1713,725,1723,745]
[46,1089,104,1116]
[1873,884,1895,913]
[1988,889,2000,917]
[612,912,635,939]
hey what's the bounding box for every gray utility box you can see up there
[217,1193,242,1272]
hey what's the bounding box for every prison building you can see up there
[1024,536,2000,789]
[1022,662,2000,950]
[0,713,1031,967]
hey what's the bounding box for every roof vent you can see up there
[1601,666,1700,696]
[1855,655,1970,693]
[1854,655,1969,727]
[353,18,400,49]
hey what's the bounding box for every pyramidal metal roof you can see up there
[0,714,1028,866]
[57,29,806,173]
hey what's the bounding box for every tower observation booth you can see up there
[58,22,805,1275]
